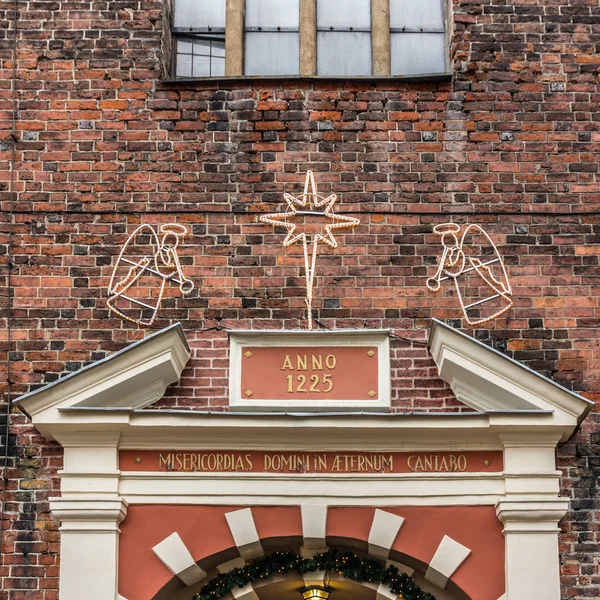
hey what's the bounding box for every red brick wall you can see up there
[1,0,600,597]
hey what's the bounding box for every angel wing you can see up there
[107,225,165,326]
[455,225,512,326]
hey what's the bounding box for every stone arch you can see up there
[156,566,464,600]
[119,505,502,600]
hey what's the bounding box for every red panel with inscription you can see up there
[120,450,503,474]
[240,346,379,401]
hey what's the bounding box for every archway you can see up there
[151,544,468,600]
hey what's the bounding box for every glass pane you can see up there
[390,0,445,31]
[391,32,446,75]
[176,52,192,77]
[174,0,226,29]
[193,38,213,55]
[212,39,226,57]
[245,32,300,75]
[317,0,370,29]
[192,54,211,77]
[211,55,225,76]
[246,0,299,29]
[178,40,193,54]
[317,31,371,76]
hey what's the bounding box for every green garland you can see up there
[193,549,435,600]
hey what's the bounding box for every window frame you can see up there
[167,0,452,81]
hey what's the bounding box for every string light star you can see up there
[260,170,360,330]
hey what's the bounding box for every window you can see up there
[317,0,372,76]
[244,0,300,76]
[389,0,446,76]
[173,0,226,77]
[171,0,447,79]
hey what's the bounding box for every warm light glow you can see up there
[260,170,359,330]
[427,222,513,326]
[107,223,194,327]
[301,586,332,600]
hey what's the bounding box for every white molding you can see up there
[50,497,128,600]
[301,505,328,553]
[217,557,247,573]
[376,582,397,600]
[231,583,260,600]
[50,497,128,533]
[15,323,190,438]
[496,498,568,600]
[429,319,592,441]
[118,470,509,506]
[152,532,207,586]
[228,329,391,412]
[225,508,264,560]
[425,535,471,589]
[368,509,405,560]
[302,570,328,588]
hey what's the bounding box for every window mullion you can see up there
[372,0,391,76]
[226,0,245,76]
[299,0,317,76]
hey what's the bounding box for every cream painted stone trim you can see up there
[15,322,190,437]
[425,535,471,589]
[496,498,568,600]
[225,508,264,560]
[376,582,396,600]
[225,0,244,76]
[15,322,593,600]
[118,470,509,506]
[218,557,247,573]
[368,509,405,560]
[152,532,207,586]
[117,596,128,600]
[371,0,391,76]
[299,0,316,76]
[231,583,260,600]
[429,319,592,441]
[301,504,328,553]
[51,497,128,600]
[302,570,328,588]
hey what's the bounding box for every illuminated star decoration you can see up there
[260,170,360,330]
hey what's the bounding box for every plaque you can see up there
[229,330,390,411]
[120,450,503,474]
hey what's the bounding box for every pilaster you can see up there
[51,497,128,600]
[496,498,569,600]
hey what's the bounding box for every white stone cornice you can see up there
[495,497,570,532]
[50,497,128,533]
[15,323,190,433]
[429,319,592,441]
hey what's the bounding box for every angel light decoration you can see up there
[260,170,360,330]
[427,223,513,326]
[107,223,194,327]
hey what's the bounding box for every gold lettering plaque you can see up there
[229,331,390,411]
[120,451,503,474]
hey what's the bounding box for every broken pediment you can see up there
[15,323,190,424]
[428,319,592,438]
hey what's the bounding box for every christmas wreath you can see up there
[193,549,435,600]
